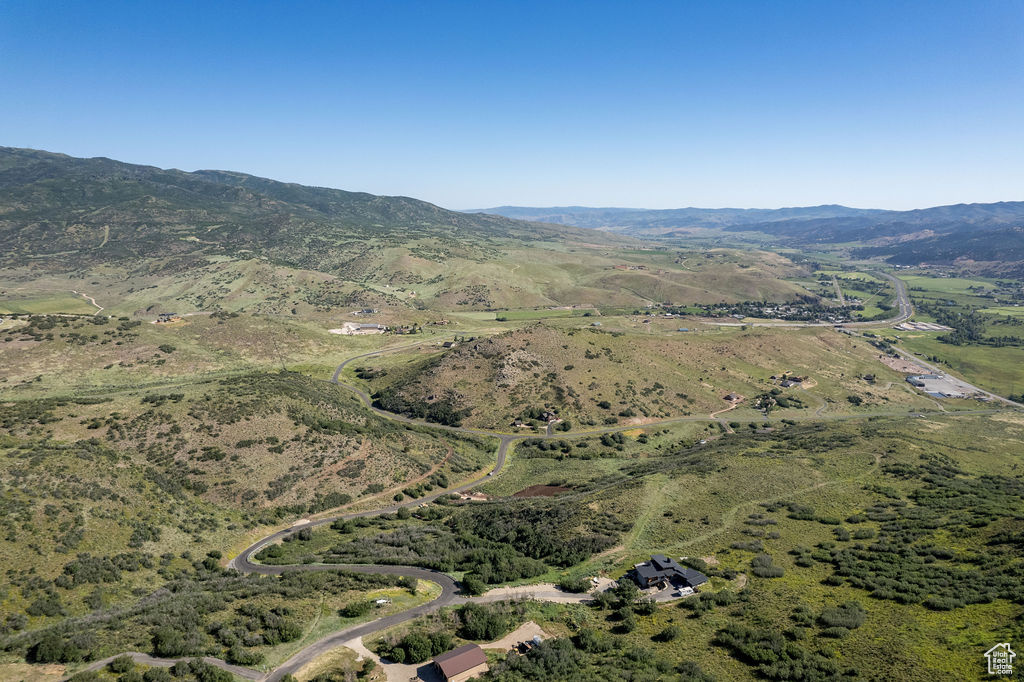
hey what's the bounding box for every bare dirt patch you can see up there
[877,353,928,374]
[512,484,571,498]
[481,621,550,651]
[0,663,65,682]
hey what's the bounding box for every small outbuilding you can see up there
[433,643,489,682]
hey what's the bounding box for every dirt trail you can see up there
[668,451,882,554]
[70,290,103,314]
[709,397,744,419]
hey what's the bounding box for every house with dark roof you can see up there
[433,643,489,682]
[630,555,708,590]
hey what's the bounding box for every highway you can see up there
[69,287,1015,681]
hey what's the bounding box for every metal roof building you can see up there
[433,643,489,682]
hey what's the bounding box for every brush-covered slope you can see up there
[0,147,613,271]
[350,324,938,431]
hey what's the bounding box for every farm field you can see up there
[898,334,1024,399]
[0,293,100,315]
[981,305,1024,318]
[899,273,998,295]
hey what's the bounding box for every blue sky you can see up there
[1,1,1022,209]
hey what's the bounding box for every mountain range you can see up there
[471,202,1024,272]
[3,146,1022,277]
[0,147,608,272]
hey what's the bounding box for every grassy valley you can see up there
[0,150,1021,682]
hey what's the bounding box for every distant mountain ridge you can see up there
[467,204,885,230]
[0,147,609,271]
[470,202,1024,233]
[471,202,1024,272]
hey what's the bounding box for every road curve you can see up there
[68,326,1014,681]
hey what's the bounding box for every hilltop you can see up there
[0,147,613,271]
[347,323,938,431]
[0,148,823,314]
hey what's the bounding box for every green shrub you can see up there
[557,576,590,593]
[109,655,135,673]
[457,603,511,640]
[818,601,866,629]
[654,625,681,642]
[819,626,849,638]
[67,672,100,682]
[751,554,784,578]
[461,573,486,595]
[574,628,612,653]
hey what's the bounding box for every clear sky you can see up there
[2,1,1022,210]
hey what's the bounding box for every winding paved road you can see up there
[70,300,1015,681]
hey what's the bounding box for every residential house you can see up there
[630,555,708,590]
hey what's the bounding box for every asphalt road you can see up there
[843,270,913,328]
[70,307,1015,681]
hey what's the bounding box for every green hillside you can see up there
[0,147,614,271]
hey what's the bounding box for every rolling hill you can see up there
[1,148,823,313]
[0,147,612,272]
